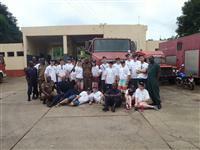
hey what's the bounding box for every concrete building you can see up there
[145,40,161,51]
[0,24,160,76]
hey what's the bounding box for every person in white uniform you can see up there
[113,57,122,79]
[100,56,109,93]
[75,60,83,91]
[91,60,100,89]
[136,55,149,86]
[105,61,117,90]
[134,81,158,110]
[56,59,67,82]
[44,60,57,83]
[89,85,104,105]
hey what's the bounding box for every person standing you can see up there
[91,60,100,89]
[136,55,148,85]
[104,61,117,90]
[25,61,38,101]
[56,59,67,83]
[118,61,130,92]
[125,54,133,71]
[38,58,47,98]
[44,60,57,83]
[82,58,92,90]
[129,54,140,88]
[75,60,84,92]
[113,57,122,80]
[147,56,161,109]
[100,56,109,93]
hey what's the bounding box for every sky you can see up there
[1,0,187,40]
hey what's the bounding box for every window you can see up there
[177,42,182,51]
[17,51,24,56]
[0,52,5,57]
[7,52,15,57]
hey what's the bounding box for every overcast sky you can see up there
[1,0,187,40]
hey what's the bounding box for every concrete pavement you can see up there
[0,77,200,150]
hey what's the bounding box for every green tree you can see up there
[0,2,22,43]
[176,0,200,37]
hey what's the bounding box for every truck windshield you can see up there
[154,57,165,64]
[94,39,130,52]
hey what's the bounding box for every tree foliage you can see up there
[176,0,200,37]
[0,2,22,43]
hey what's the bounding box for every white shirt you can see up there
[136,62,149,79]
[89,91,103,102]
[70,71,76,81]
[119,66,130,80]
[78,91,89,104]
[105,67,117,84]
[125,60,134,70]
[113,63,122,77]
[100,63,109,80]
[44,65,57,82]
[92,65,100,77]
[131,60,140,79]
[75,66,83,79]
[135,88,150,102]
[65,63,74,73]
[56,65,67,82]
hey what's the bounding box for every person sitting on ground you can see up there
[41,76,57,107]
[134,81,158,111]
[125,85,136,110]
[88,85,104,105]
[56,88,91,107]
[103,83,122,112]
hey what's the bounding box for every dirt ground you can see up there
[0,77,200,150]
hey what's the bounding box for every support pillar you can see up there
[63,35,68,55]
[23,36,28,67]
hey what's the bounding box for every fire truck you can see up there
[0,55,6,82]
[85,38,136,64]
[135,50,176,82]
[159,33,200,81]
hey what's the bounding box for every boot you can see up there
[28,95,31,101]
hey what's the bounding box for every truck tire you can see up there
[188,82,195,90]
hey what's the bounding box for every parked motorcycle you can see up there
[176,71,195,90]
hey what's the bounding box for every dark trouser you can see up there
[105,84,113,91]
[128,78,138,89]
[50,89,79,107]
[101,80,106,93]
[84,76,92,90]
[27,81,38,98]
[104,95,122,108]
[147,79,161,106]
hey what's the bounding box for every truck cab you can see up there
[86,38,136,64]
[135,51,176,82]
[0,55,6,82]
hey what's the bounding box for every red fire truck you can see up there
[0,55,6,82]
[86,38,136,65]
[159,33,200,81]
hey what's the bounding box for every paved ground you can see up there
[0,77,200,150]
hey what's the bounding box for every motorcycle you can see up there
[176,71,195,90]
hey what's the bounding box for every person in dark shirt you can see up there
[103,83,122,112]
[56,77,74,94]
[25,61,38,101]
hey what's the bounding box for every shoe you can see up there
[157,104,162,109]
[102,107,109,112]
[111,104,116,112]
[28,96,31,101]
[134,107,138,111]
[153,106,159,111]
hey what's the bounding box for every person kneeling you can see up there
[56,88,91,107]
[103,83,122,112]
[134,82,158,111]
[89,86,104,105]
[125,85,136,110]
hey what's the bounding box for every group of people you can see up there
[24,53,161,112]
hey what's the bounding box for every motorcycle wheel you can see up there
[188,82,195,90]
[176,79,182,87]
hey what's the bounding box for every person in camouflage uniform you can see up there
[41,76,57,107]
[38,58,47,99]
[82,58,92,90]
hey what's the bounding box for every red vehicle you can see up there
[0,55,6,82]
[135,50,176,82]
[86,38,136,64]
[159,33,200,80]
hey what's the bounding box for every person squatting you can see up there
[24,53,161,112]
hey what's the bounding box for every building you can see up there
[0,24,160,77]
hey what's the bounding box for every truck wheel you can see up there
[0,74,3,83]
[175,79,182,87]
